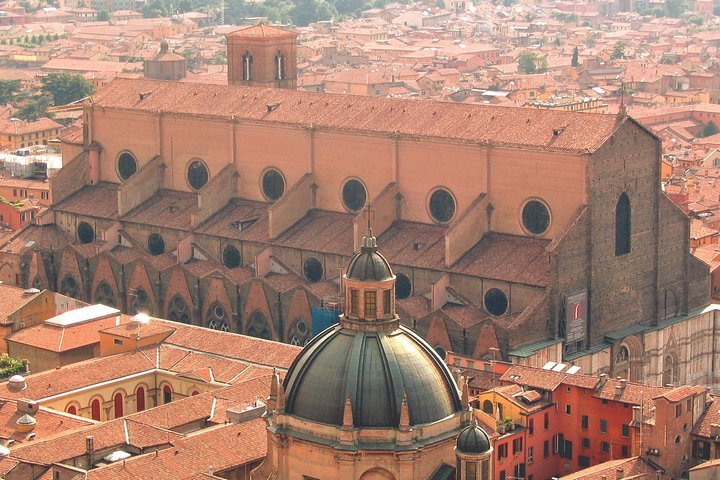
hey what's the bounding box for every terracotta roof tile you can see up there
[0,224,72,255]
[10,418,181,466]
[452,233,550,286]
[160,319,300,370]
[226,23,297,39]
[560,457,672,480]
[693,395,720,438]
[6,316,119,352]
[193,198,269,242]
[0,284,42,325]
[85,418,266,480]
[92,78,622,154]
[0,348,157,401]
[53,182,119,220]
[0,401,93,445]
[122,189,198,230]
[272,209,355,256]
[377,221,446,270]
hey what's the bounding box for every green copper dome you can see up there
[283,323,462,428]
[456,423,492,455]
[345,231,394,282]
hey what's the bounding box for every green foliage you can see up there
[687,14,704,25]
[41,73,94,106]
[664,0,686,17]
[703,121,719,137]
[0,354,27,379]
[97,8,110,20]
[16,96,52,121]
[571,46,580,67]
[552,12,578,22]
[436,0,445,7]
[0,79,21,104]
[660,55,675,64]
[518,51,547,74]
[611,42,626,59]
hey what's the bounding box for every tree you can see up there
[41,73,94,106]
[665,0,686,17]
[518,51,539,74]
[660,55,674,64]
[703,121,719,137]
[15,96,52,121]
[97,8,110,20]
[0,79,21,104]
[571,46,579,67]
[612,42,626,60]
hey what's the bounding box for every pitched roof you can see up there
[6,316,119,352]
[159,319,301,370]
[91,78,624,154]
[560,457,672,480]
[226,23,297,39]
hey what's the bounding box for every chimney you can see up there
[616,379,627,395]
[632,406,642,423]
[86,435,94,468]
[616,467,624,480]
[16,398,38,415]
[598,373,608,389]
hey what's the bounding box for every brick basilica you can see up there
[0,24,715,388]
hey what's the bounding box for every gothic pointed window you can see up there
[167,294,191,324]
[131,287,149,314]
[288,318,310,346]
[60,275,80,299]
[247,310,272,340]
[95,281,116,307]
[242,52,253,81]
[207,303,229,332]
[615,193,631,256]
[275,50,285,80]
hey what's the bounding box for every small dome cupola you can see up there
[343,226,396,325]
[345,228,393,282]
[455,418,493,480]
[456,421,492,455]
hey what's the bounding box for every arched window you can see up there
[60,275,81,299]
[663,354,679,386]
[131,287,150,314]
[136,386,145,412]
[191,390,200,396]
[247,310,272,340]
[615,193,631,256]
[288,318,310,346]
[113,392,123,418]
[167,294,191,324]
[482,400,494,414]
[163,385,172,404]
[242,51,253,81]
[207,303,229,332]
[275,50,285,80]
[66,405,77,415]
[91,398,101,421]
[94,281,116,307]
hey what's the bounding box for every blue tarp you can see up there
[311,307,340,336]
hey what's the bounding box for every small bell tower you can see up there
[225,23,297,89]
